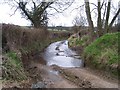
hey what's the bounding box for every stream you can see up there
[43,40,84,68]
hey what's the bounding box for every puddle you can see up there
[49,70,59,75]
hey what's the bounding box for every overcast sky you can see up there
[0,0,119,26]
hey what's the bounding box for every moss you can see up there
[83,32,119,76]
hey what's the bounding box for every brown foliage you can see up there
[2,24,48,53]
[49,31,72,39]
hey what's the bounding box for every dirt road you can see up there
[32,63,119,88]
[60,67,119,88]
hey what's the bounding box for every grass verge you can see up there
[2,51,27,81]
[83,32,119,77]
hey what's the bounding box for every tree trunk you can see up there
[104,0,111,33]
[84,0,94,40]
[102,3,107,30]
[97,0,102,37]
[108,8,120,32]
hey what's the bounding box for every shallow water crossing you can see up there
[43,40,84,68]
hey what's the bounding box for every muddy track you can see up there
[29,61,119,88]
[57,67,119,88]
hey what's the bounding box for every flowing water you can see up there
[43,40,84,68]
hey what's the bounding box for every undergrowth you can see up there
[2,51,27,81]
[68,35,89,47]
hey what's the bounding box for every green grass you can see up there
[83,32,119,76]
[68,35,89,47]
[6,52,22,68]
[2,51,27,81]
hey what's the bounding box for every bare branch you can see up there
[90,3,98,7]
[32,0,37,10]
[90,8,97,13]
[109,8,120,28]
[49,6,62,13]
[9,7,19,16]
[100,0,105,10]
[70,4,85,13]
[53,0,74,13]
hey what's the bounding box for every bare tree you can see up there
[102,0,120,33]
[84,0,120,38]
[3,0,74,28]
[7,0,54,28]
[84,0,94,40]
[72,15,86,27]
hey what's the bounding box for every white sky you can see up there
[0,0,119,26]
